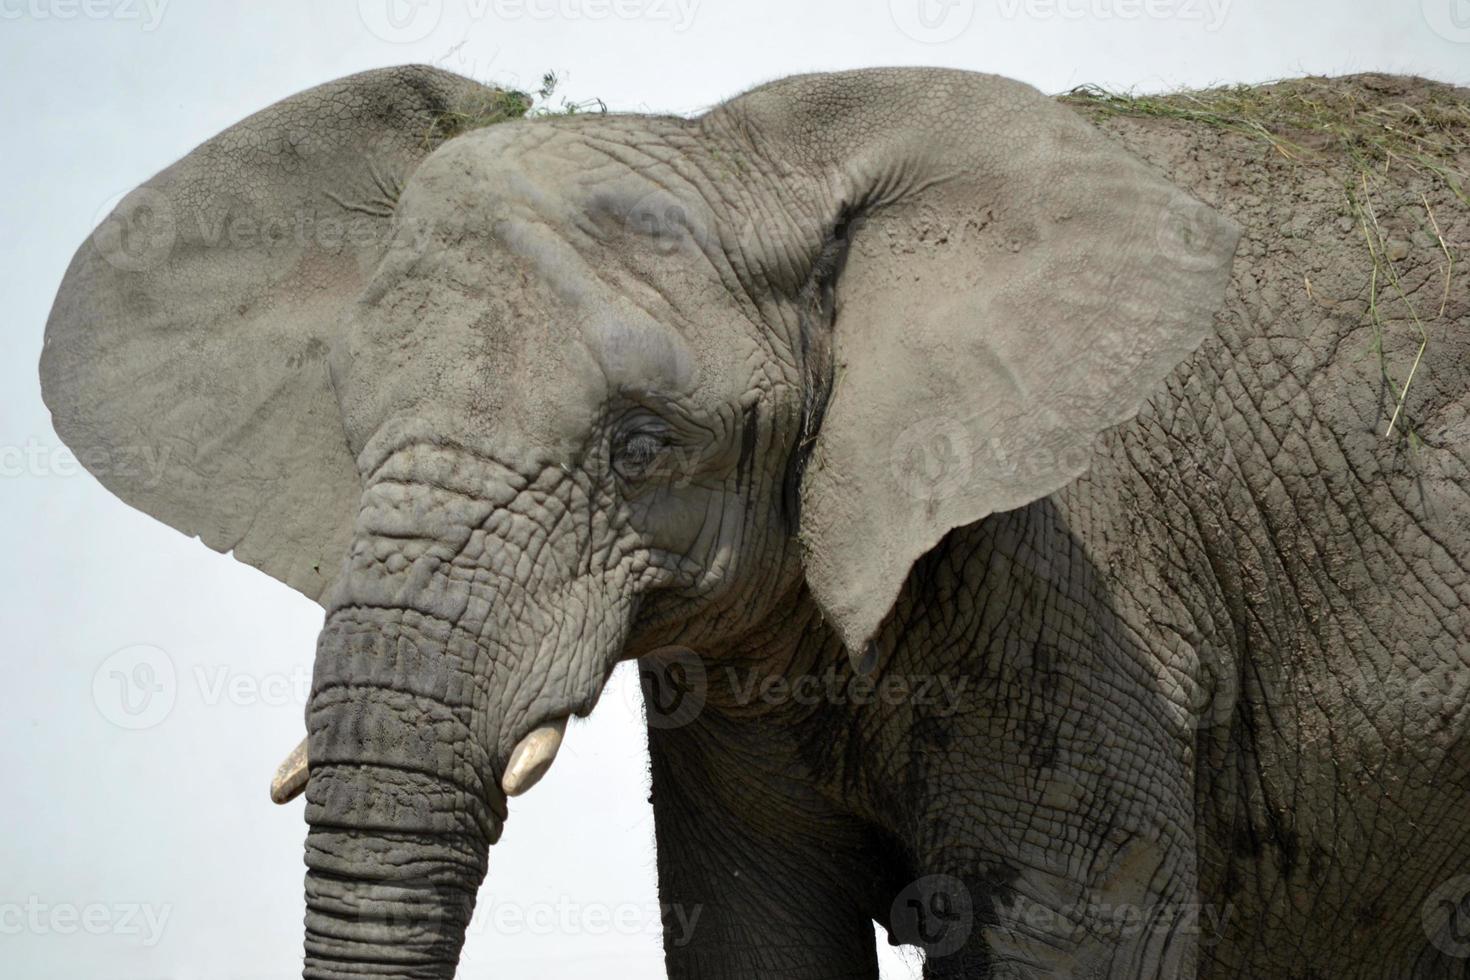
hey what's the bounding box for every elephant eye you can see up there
[613,430,670,481]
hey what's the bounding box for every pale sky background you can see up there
[1,1,1464,977]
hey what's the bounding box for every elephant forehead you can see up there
[402,128,761,391]
[580,314,696,391]
[340,121,781,457]
[340,178,753,469]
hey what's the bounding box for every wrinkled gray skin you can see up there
[40,66,1470,978]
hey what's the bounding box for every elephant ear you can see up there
[41,66,505,604]
[715,69,1239,654]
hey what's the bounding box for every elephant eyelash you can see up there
[612,428,673,481]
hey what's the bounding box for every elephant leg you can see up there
[644,677,890,980]
[860,508,1216,978]
[907,819,1202,980]
[896,657,1206,979]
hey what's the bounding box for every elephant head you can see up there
[41,65,1237,976]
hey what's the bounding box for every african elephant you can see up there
[40,64,1470,978]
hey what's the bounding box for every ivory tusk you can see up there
[270,737,309,805]
[501,718,568,797]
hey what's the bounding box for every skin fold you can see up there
[39,66,1469,978]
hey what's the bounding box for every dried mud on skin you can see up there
[1062,73,1469,448]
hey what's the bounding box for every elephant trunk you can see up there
[296,448,632,977]
[301,806,486,979]
[299,608,505,979]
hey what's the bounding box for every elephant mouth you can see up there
[270,714,573,805]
